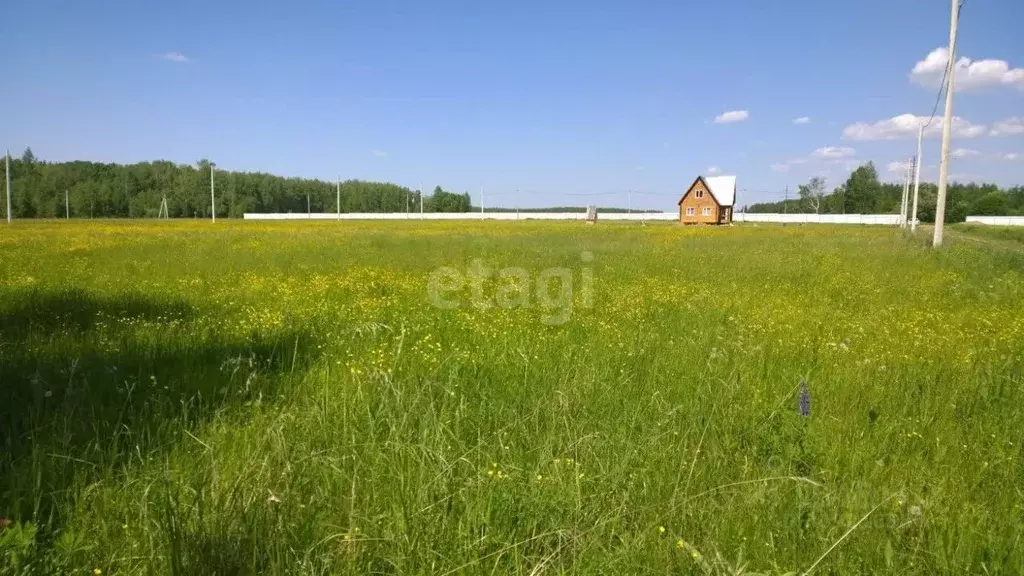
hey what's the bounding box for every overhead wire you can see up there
[923,0,965,129]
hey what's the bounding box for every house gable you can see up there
[677,177,721,207]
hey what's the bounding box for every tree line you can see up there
[743,162,1024,222]
[0,149,472,218]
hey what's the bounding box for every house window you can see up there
[686,207,695,216]
[702,207,712,216]
[696,190,704,199]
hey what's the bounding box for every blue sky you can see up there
[3,0,1022,209]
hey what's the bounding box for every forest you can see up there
[743,162,1024,222]
[0,149,471,218]
[2,150,1022,220]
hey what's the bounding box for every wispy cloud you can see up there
[887,160,913,174]
[990,117,1024,136]
[706,166,721,175]
[811,146,856,160]
[371,149,388,157]
[713,110,749,124]
[793,117,811,125]
[770,147,855,173]
[951,148,981,159]
[842,113,985,141]
[160,52,189,63]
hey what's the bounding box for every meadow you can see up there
[1,220,1022,575]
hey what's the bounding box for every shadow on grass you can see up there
[0,288,311,534]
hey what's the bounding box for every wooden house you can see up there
[677,175,737,225]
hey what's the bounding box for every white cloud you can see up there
[951,148,981,159]
[887,160,913,174]
[770,149,849,173]
[706,166,721,175]
[911,48,1024,91]
[793,117,811,125]
[811,146,856,160]
[713,110,749,124]
[842,113,986,141]
[371,149,388,157]
[990,117,1024,136]
[161,52,188,63]
[1001,152,1021,162]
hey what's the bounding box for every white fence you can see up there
[965,216,1024,226]
[734,213,901,225]
[243,211,918,225]
[244,212,679,221]
[244,211,1021,226]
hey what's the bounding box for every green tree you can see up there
[970,191,1009,216]
[842,162,881,214]
[797,177,827,214]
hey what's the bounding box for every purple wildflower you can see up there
[798,379,810,418]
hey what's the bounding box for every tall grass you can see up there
[1,220,1022,574]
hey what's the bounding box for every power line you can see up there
[923,0,965,129]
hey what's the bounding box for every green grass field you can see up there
[1,221,1022,575]
[951,223,1024,248]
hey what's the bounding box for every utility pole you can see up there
[65,189,69,219]
[933,0,959,247]
[210,162,216,223]
[911,125,923,233]
[5,151,10,224]
[307,193,310,218]
[337,176,341,220]
[784,185,789,214]
[480,186,484,214]
[628,190,632,218]
[419,183,423,217]
[900,162,911,228]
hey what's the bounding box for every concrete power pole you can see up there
[337,176,341,220]
[905,161,913,226]
[480,186,484,214]
[911,125,923,233]
[933,0,959,247]
[5,151,10,224]
[784,185,789,214]
[210,162,216,223]
[65,189,70,219]
[419,183,424,217]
